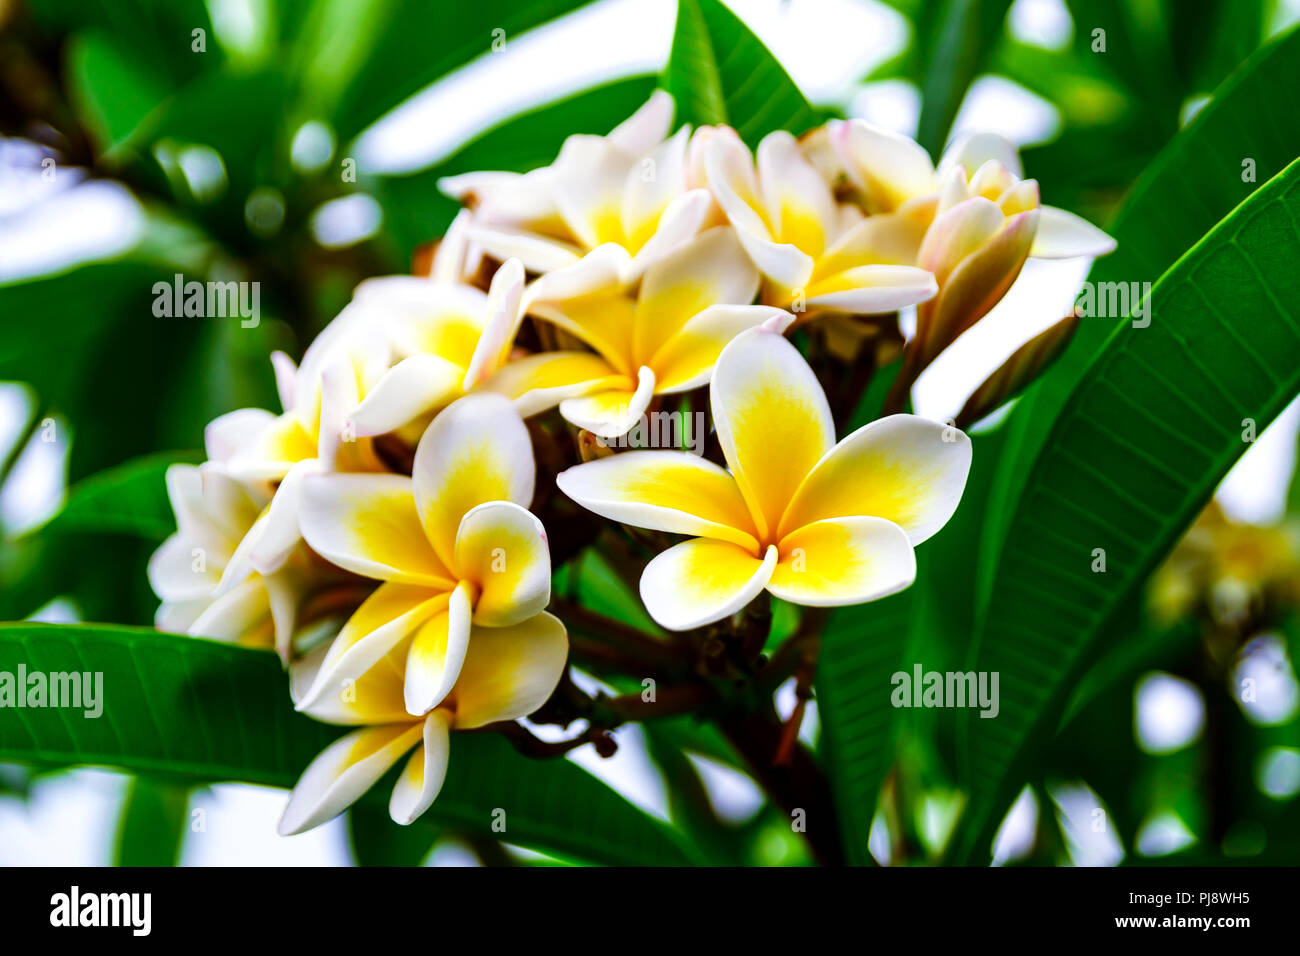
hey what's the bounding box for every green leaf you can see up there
[981,24,1300,625]
[43,451,200,541]
[952,155,1300,863]
[914,0,1014,155]
[32,0,220,86]
[114,776,190,866]
[663,0,819,143]
[348,803,438,866]
[0,262,280,481]
[816,425,1008,865]
[0,623,691,865]
[302,0,598,143]
[67,31,171,153]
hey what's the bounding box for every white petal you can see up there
[412,393,536,569]
[1030,205,1117,259]
[455,500,551,627]
[299,473,452,586]
[940,130,1024,179]
[627,188,712,277]
[470,226,583,274]
[767,515,917,606]
[621,125,689,247]
[710,327,834,540]
[451,611,570,728]
[463,258,525,389]
[829,118,937,210]
[608,90,675,154]
[295,582,448,716]
[650,304,793,393]
[278,722,424,835]
[389,710,452,825]
[431,208,472,283]
[756,130,837,254]
[204,408,277,465]
[558,365,654,438]
[248,458,321,574]
[404,582,473,715]
[148,532,221,602]
[270,351,298,413]
[348,354,465,438]
[780,413,972,544]
[556,450,759,551]
[189,577,270,643]
[640,539,777,631]
[806,265,938,313]
[522,243,632,312]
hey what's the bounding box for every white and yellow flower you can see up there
[279,608,568,833]
[557,327,972,630]
[491,226,787,438]
[828,121,1115,378]
[294,393,552,717]
[148,462,304,657]
[203,293,391,585]
[208,256,543,588]
[441,91,711,281]
[704,126,939,315]
[342,257,529,440]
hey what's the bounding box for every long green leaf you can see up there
[114,776,190,866]
[953,155,1300,863]
[816,424,1007,864]
[979,24,1300,614]
[0,623,691,865]
[914,0,1014,155]
[662,0,819,144]
[308,0,597,143]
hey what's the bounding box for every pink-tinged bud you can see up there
[914,205,1040,370]
[886,203,1040,413]
[955,312,1080,429]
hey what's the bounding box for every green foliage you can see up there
[44,452,200,541]
[954,155,1300,863]
[663,0,820,143]
[5,0,1300,867]
[115,776,190,866]
[0,624,692,865]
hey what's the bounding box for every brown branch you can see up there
[553,598,692,680]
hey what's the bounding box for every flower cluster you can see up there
[150,92,1113,834]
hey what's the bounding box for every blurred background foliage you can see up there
[1,0,1299,866]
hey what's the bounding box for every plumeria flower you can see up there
[705,126,939,316]
[279,608,568,833]
[441,92,711,281]
[557,326,972,630]
[209,257,539,589]
[149,462,305,657]
[343,257,529,440]
[294,393,552,717]
[500,226,788,437]
[204,296,391,585]
[832,120,1117,258]
[829,120,1116,380]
